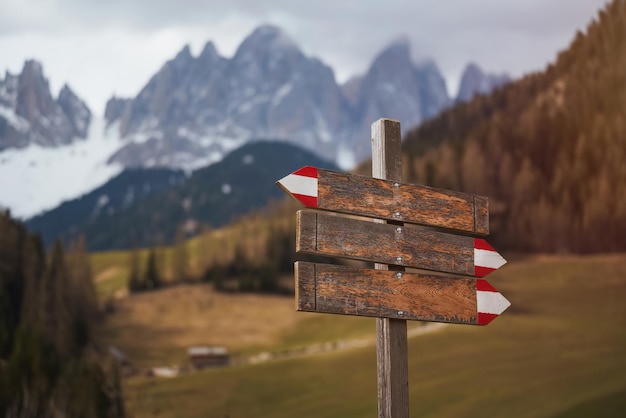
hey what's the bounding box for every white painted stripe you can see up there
[477,290,511,315]
[474,248,507,269]
[278,174,318,197]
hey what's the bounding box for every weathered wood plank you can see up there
[296,262,471,323]
[294,260,315,311]
[296,209,506,277]
[277,167,489,235]
[294,262,510,325]
[372,118,408,418]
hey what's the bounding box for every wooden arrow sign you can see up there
[297,210,506,277]
[295,262,510,325]
[277,166,489,235]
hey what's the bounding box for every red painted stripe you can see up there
[476,279,497,292]
[293,193,318,208]
[477,312,498,326]
[474,238,495,251]
[474,265,495,278]
[294,166,318,178]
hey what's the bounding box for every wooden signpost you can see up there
[276,118,510,417]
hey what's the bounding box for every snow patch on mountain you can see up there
[0,106,30,133]
[0,117,123,218]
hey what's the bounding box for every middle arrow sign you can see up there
[297,210,506,277]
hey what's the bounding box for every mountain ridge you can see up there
[1,25,509,218]
[0,60,90,151]
[26,140,339,250]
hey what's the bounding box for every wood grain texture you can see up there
[372,118,408,418]
[372,118,402,182]
[316,168,489,235]
[296,210,476,276]
[377,317,407,418]
[295,262,480,324]
[294,261,315,311]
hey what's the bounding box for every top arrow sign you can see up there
[277,166,489,235]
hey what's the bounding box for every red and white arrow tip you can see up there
[276,166,319,207]
[476,279,511,325]
[474,238,507,277]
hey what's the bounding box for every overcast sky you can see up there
[0,0,608,116]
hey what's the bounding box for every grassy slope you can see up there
[121,254,626,418]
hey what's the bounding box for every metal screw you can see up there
[396,256,403,263]
[393,182,400,188]
[396,227,402,233]
[395,272,403,279]
[393,211,401,218]
[398,310,404,316]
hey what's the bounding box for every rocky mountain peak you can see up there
[104,96,131,126]
[347,38,449,161]
[0,71,18,107]
[240,24,298,53]
[232,24,302,72]
[365,38,414,81]
[92,25,508,172]
[174,44,193,63]
[376,37,411,60]
[199,41,219,60]
[456,62,511,102]
[0,60,92,150]
[57,84,91,138]
[16,59,56,121]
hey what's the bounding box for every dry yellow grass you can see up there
[99,284,304,369]
[122,253,626,418]
[94,266,122,283]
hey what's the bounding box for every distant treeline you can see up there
[393,0,625,253]
[125,198,342,295]
[125,199,298,294]
[0,211,125,417]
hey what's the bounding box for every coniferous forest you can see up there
[0,211,125,417]
[396,0,625,253]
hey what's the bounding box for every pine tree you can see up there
[144,247,161,290]
[42,241,72,357]
[127,245,142,293]
[20,234,46,331]
[172,226,188,283]
[66,235,99,349]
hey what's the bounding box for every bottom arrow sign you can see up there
[295,262,510,325]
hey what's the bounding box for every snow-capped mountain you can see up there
[348,38,450,161]
[0,62,117,219]
[107,25,353,169]
[0,60,90,150]
[105,25,454,170]
[1,24,509,219]
[0,117,124,218]
[456,63,511,102]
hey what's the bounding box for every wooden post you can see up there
[372,119,409,418]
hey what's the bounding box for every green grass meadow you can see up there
[118,254,626,417]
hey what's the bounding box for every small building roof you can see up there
[187,346,228,356]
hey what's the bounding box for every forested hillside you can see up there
[0,212,124,417]
[398,0,625,253]
[53,141,337,251]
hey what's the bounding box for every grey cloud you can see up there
[0,0,608,112]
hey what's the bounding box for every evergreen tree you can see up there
[0,213,126,417]
[66,234,99,349]
[42,241,73,357]
[172,225,188,283]
[127,245,142,293]
[144,246,161,290]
